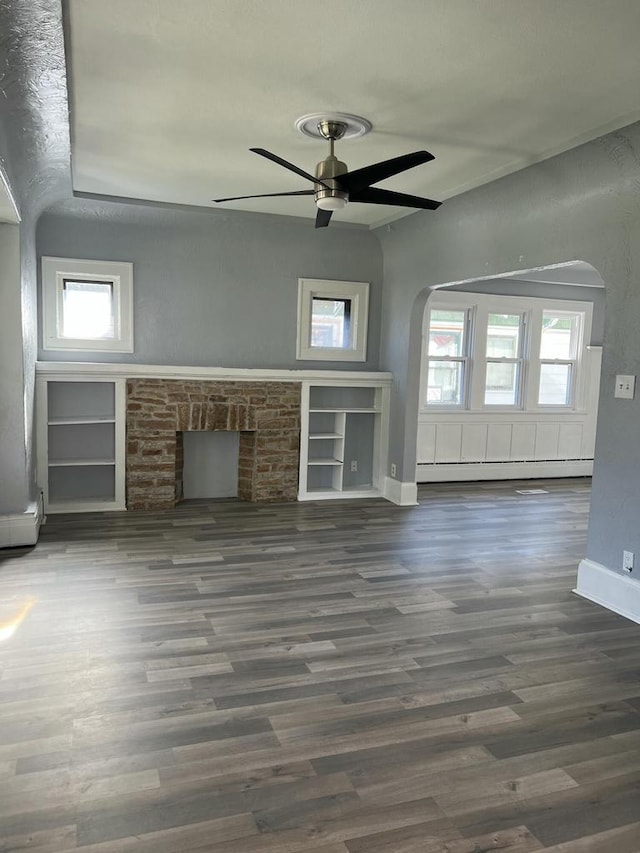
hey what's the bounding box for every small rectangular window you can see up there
[425,308,469,405]
[61,280,115,340]
[311,297,351,349]
[42,257,133,353]
[297,279,369,362]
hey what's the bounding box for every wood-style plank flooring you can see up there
[1,478,640,852]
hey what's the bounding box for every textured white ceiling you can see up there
[66,0,640,228]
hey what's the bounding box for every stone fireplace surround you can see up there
[126,378,301,510]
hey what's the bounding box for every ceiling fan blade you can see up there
[315,208,333,228]
[337,150,435,193]
[349,186,441,210]
[250,148,331,189]
[213,190,314,203]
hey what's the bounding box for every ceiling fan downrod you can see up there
[314,120,349,211]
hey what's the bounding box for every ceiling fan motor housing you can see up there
[315,155,349,210]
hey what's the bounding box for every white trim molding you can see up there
[36,362,393,384]
[0,494,44,549]
[418,460,593,482]
[297,278,369,362]
[42,257,134,353]
[574,558,640,625]
[383,477,418,506]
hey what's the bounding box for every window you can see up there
[311,298,351,348]
[42,257,133,353]
[484,312,524,406]
[423,292,592,412]
[297,278,369,361]
[537,310,581,405]
[425,308,470,405]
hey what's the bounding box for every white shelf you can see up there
[49,458,116,467]
[38,377,127,513]
[48,415,116,425]
[300,380,390,503]
[299,486,381,501]
[47,498,126,514]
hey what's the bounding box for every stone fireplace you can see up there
[126,378,301,509]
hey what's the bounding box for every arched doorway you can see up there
[415,261,604,484]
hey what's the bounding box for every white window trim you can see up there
[42,257,134,353]
[420,303,473,408]
[475,306,527,409]
[422,291,592,414]
[527,307,585,409]
[296,278,369,362]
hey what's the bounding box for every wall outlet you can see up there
[623,550,634,572]
[350,460,358,472]
[390,463,397,478]
[615,375,635,399]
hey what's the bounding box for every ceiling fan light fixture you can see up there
[316,195,347,211]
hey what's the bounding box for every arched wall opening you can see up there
[404,260,605,493]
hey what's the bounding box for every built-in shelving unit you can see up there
[37,376,126,513]
[299,380,391,500]
[36,363,393,513]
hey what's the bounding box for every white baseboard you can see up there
[383,477,418,506]
[574,558,640,625]
[0,493,44,548]
[417,460,593,482]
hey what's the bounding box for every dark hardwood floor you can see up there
[1,478,640,852]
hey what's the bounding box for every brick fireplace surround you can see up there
[126,378,301,509]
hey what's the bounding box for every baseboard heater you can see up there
[417,458,593,482]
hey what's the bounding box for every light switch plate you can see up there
[615,374,635,399]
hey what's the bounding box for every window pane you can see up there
[485,362,519,405]
[539,363,572,405]
[311,298,351,348]
[428,309,466,356]
[427,360,463,405]
[62,280,115,339]
[486,313,521,358]
[540,311,579,359]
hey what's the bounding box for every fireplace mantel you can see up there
[36,362,393,385]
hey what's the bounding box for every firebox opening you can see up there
[181,431,240,500]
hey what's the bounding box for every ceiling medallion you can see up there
[295,112,372,140]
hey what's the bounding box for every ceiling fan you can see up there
[213,118,442,228]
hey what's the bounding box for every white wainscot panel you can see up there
[534,422,561,460]
[486,423,513,462]
[417,422,436,464]
[461,424,488,462]
[434,423,462,463]
[511,423,536,461]
[581,422,597,459]
[558,423,583,459]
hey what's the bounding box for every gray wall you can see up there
[376,120,640,577]
[37,199,383,371]
[0,225,27,508]
[0,0,70,513]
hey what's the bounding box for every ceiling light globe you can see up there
[316,196,347,211]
